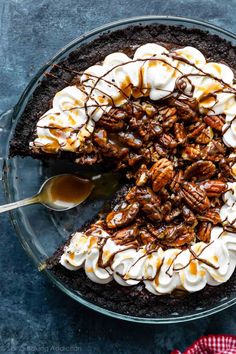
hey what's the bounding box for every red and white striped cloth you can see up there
[171,335,236,354]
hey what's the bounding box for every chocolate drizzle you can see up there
[172,242,219,272]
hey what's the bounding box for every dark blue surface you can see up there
[0,1,236,353]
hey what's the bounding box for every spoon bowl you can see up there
[0,174,95,213]
[38,174,94,211]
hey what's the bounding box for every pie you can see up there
[10,24,236,317]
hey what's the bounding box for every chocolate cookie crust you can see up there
[48,262,236,317]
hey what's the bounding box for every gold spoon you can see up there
[0,174,97,213]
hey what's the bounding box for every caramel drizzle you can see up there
[118,256,165,282]
[165,248,185,277]
[173,242,219,272]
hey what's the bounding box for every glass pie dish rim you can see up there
[2,15,236,324]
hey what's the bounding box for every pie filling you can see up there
[30,43,236,295]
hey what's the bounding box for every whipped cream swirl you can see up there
[30,43,236,152]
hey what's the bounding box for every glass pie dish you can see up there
[1,16,236,324]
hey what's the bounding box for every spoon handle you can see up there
[0,195,40,213]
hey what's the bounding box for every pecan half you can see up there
[112,224,139,245]
[124,103,144,119]
[127,152,142,167]
[93,128,128,159]
[148,120,164,139]
[165,227,195,247]
[129,113,147,135]
[160,107,178,129]
[195,127,213,144]
[218,158,235,180]
[139,228,156,245]
[197,209,221,225]
[142,102,158,117]
[201,140,226,161]
[158,187,170,202]
[106,202,140,229]
[146,145,160,163]
[184,161,216,181]
[161,200,172,216]
[149,158,174,192]
[182,205,198,227]
[97,108,127,131]
[147,223,166,239]
[170,170,184,192]
[197,221,212,242]
[126,186,162,222]
[154,142,168,157]
[187,122,206,139]
[130,113,163,141]
[174,122,187,143]
[180,182,210,213]
[159,133,178,149]
[198,180,227,197]
[151,223,196,247]
[203,115,225,131]
[182,144,201,160]
[164,208,182,222]
[117,131,142,148]
[135,164,149,186]
[172,98,197,121]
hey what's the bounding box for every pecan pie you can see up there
[10,24,236,317]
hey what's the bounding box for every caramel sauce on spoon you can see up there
[0,173,121,214]
[40,174,94,210]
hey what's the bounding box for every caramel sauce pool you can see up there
[42,175,94,207]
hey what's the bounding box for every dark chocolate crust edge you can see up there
[9,23,236,160]
[48,264,236,318]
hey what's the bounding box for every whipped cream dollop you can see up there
[30,43,236,152]
[60,223,236,295]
